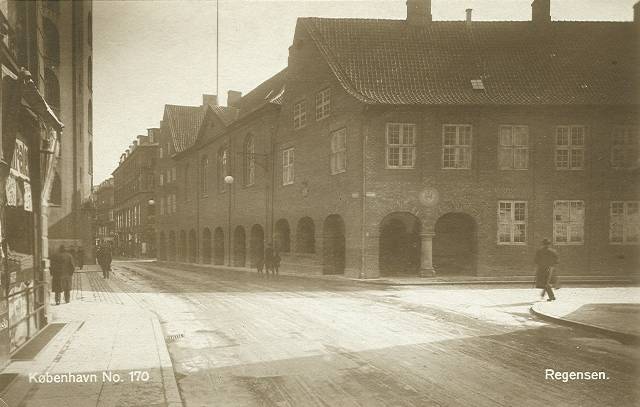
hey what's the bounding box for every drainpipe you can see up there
[360,104,370,279]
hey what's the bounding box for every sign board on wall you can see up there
[10,139,29,180]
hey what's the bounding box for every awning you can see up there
[20,77,63,131]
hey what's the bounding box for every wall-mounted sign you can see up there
[5,176,16,206]
[11,139,30,180]
[23,182,32,212]
[419,187,440,207]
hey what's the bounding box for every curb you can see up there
[529,305,640,346]
[151,315,183,407]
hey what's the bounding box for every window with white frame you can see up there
[330,128,347,174]
[555,126,585,170]
[282,148,294,185]
[443,124,472,169]
[499,125,529,169]
[159,146,164,158]
[160,197,165,215]
[611,126,639,169]
[386,123,416,168]
[610,201,639,244]
[498,201,527,244]
[159,173,164,186]
[316,88,330,121]
[293,101,307,130]
[554,200,585,244]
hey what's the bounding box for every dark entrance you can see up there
[433,212,476,275]
[234,226,246,267]
[213,227,225,265]
[322,214,345,275]
[250,224,264,268]
[202,228,212,264]
[379,212,421,276]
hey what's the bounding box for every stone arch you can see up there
[379,212,421,276]
[323,215,345,275]
[250,224,264,267]
[233,226,246,267]
[213,227,225,265]
[202,228,212,264]
[433,212,476,275]
[188,229,197,263]
[296,217,315,253]
[274,219,290,252]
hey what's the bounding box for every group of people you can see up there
[256,244,281,277]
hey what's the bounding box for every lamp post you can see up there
[224,174,234,266]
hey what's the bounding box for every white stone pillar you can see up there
[420,232,435,277]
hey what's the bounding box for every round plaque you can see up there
[419,188,439,207]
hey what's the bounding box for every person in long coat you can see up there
[264,244,275,277]
[97,245,113,279]
[534,238,558,301]
[50,245,75,305]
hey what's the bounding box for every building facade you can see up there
[113,130,158,258]
[0,0,90,367]
[155,0,639,280]
[94,178,114,248]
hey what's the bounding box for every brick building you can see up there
[156,0,639,279]
[113,130,158,258]
[94,178,115,247]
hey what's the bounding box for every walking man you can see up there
[97,245,112,279]
[50,245,75,305]
[264,244,275,278]
[534,238,558,301]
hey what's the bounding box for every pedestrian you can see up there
[534,238,558,301]
[264,244,275,278]
[50,245,75,305]
[273,250,281,277]
[97,245,112,279]
[76,246,85,270]
[256,253,265,276]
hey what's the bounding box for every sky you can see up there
[93,0,637,184]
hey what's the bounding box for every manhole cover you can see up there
[165,333,184,343]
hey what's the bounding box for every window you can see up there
[330,128,347,174]
[244,136,255,186]
[282,148,294,185]
[498,201,527,244]
[159,173,164,186]
[218,148,229,192]
[316,88,330,121]
[293,101,307,130]
[160,197,165,215]
[554,200,585,244]
[499,126,529,169]
[184,164,190,201]
[611,126,638,169]
[200,155,208,195]
[610,201,639,244]
[555,126,585,170]
[443,125,472,169]
[159,146,164,158]
[386,123,416,169]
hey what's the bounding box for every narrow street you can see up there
[96,260,640,407]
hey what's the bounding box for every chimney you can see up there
[227,90,242,108]
[407,0,432,25]
[531,0,550,23]
[634,1,640,23]
[466,8,472,23]
[202,94,218,106]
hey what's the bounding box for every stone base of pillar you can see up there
[419,267,435,277]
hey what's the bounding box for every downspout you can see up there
[360,104,370,279]
[270,106,280,244]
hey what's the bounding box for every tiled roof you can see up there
[300,18,638,105]
[236,68,287,120]
[209,105,239,126]
[164,105,206,153]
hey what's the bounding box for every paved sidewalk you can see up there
[151,260,636,286]
[0,270,182,407]
[530,287,640,343]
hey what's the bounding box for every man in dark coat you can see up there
[97,245,112,279]
[50,245,75,304]
[534,238,558,301]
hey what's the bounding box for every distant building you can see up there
[0,0,91,365]
[156,0,638,279]
[112,130,158,258]
[94,178,115,247]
